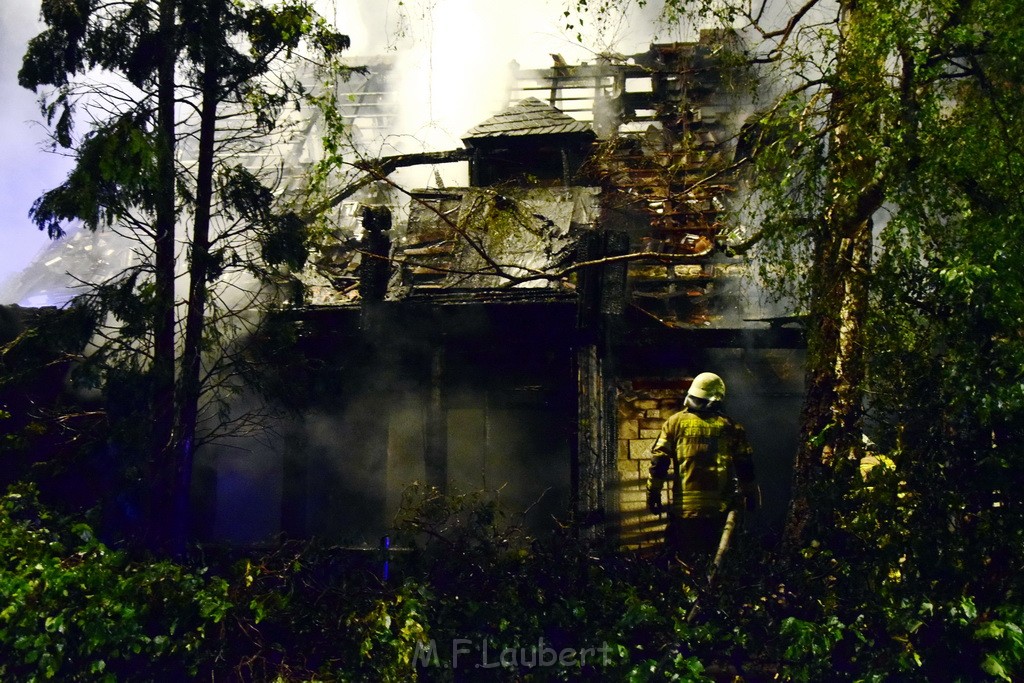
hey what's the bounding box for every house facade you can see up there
[194,33,805,548]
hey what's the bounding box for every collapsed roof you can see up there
[298,35,787,334]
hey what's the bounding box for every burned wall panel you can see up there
[386,400,429,523]
[487,395,572,529]
[446,405,489,493]
[215,302,582,543]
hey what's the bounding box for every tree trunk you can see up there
[149,0,178,551]
[783,0,881,550]
[171,0,223,556]
[785,217,872,548]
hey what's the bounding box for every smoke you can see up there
[360,0,666,188]
[0,2,76,285]
[1,0,671,288]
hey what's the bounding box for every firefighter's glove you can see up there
[647,491,664,514]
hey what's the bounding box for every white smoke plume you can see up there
[0,2,75,283]
[1,0,671,287]
[331,0,667,187]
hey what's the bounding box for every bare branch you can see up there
[300,148,471,221]
[756,0,822,42]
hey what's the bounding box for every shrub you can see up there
[0,484,230,681]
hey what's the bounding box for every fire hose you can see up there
[686,508,739,624]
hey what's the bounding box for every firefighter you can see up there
[646,372,759,558]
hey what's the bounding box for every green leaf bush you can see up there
[0,484,230,681]
[3,479,1022,681]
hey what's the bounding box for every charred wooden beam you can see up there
[423,348,448,492]
[576,231,603,334]
[303,149,471,222]
[359,205,392,333]
[600,231,630,321]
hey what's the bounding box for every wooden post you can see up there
[424,348,448,492]
[359,205,392,334]
[573,230,629,537]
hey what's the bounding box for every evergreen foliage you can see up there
[18,0,352,553]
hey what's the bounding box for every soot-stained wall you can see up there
[194,324,803,547]
[195,302,578,545]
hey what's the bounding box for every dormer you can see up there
[462,97,596,187]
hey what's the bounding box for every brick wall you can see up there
[613,381,688,550]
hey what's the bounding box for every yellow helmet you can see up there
[688,372,726,401]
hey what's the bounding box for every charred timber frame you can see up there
[574,230,629,536]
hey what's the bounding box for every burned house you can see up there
[196,33,805,548]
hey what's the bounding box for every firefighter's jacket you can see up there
[646,408,756,518]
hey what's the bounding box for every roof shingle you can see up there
[463,97,593,139]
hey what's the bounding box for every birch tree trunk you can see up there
[784,0,882,549]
